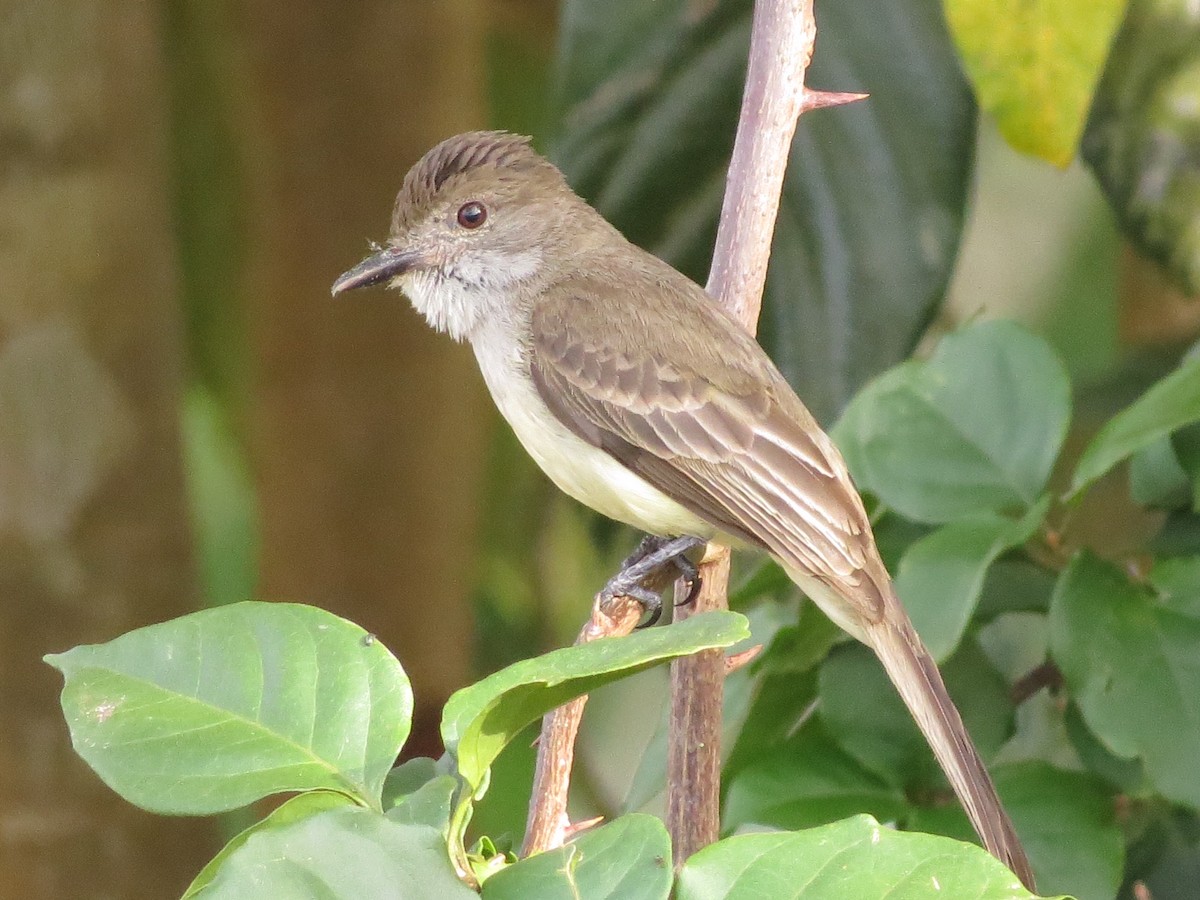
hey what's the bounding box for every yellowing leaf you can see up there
[944,0,1128,165]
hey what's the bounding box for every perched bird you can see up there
[333,131,1034,889]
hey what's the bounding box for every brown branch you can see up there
[667,0,851,868]
[520,593,643,857]
[522,0,860,867]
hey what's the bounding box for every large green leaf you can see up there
[944,0,1127,165]
[481,815,672,900]
[722,717,908,833]
[909,763,1123,900]
[677,815,1056,899]
[1050,552,1200,810]
[897,499,1050,661]
[442,611,748,794]
[817,639,1012,787]
[46,602,411,813]
[1083,0,1200,294]
[1070,351,1200,496]
[183,791,356,898]
[192,806,474,899]
[553,0,975,423]
[834,321,1071,523]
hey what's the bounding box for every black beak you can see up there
[331,246,424,296]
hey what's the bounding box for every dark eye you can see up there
[456,201,487,229]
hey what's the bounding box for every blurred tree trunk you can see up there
[237,0,492,753]
[0,1,218,897]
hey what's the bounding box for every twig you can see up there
[522,0,862,865]
[668,0,862,868]
[520,593,643,857]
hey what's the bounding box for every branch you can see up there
[668,0,862,867]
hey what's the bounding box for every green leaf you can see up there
[554,0,975,423]
[440,611,747,873]
[1071,352,1200,495]
[817,640,1012,787]
[45,601,410,814]
[898,499,1050,661]
[442,611,748,795]
[383,759,458,834]
[910,763,1123,900]
[834,321,1070,523]
[722,717,908,833]
[1050,552,1200,809]
[1083,0,1200,294]
[944,0,1126,165]
[1150,555,1200,617]
[481,815,672,900]
[1129,435,1193,508]
[678,815,1054,899]
[183,791,355,898]
[191,806,474,899]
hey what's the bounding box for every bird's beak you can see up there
[331,246,425,296]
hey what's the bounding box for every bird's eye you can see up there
[456,201,488,229]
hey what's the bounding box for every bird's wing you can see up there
[527,272,883,619]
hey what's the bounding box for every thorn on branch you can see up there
[800,88,869,113]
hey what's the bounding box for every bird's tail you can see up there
[869,610,1036,891]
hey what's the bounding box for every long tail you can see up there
[869,611,1036,891]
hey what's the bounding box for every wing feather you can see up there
[527,273,880,611]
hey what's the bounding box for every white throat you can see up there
[398,247,543,342]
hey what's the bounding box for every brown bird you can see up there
[333,131,1035,890]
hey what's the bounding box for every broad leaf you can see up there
[678,815,1054,899]
[834,321,1070,523]
[1070,351,1200,496]
[183,791,354,898]
[554,0,975,423]
[193,806,474,899]
[909,763,1123,900]
[722,717,908,833]
[817,640,1012,787]
[441,610,748,794]
[46,602,411,814]
[897,499,1050,661]
[944,0,1127,165]
[1050,552,1200,809]
[481,815,672,900]
[1083,0,1200,294]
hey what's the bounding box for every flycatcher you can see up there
[333,131,1034,888]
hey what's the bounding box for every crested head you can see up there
[330,131,617,343]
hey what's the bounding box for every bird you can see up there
[332,130,1035,889]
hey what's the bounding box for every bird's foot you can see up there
[598,535,706,627]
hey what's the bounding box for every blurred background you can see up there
[2,0,1198,897]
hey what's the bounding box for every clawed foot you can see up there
[597,535,706,627]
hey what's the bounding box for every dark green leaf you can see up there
[1083,0,1200,294]
[481,815,672,900]
[910,763,1122,900]
[1071,352,1200,496]
[898,499,1050,661]
[554,0,974,423]
[722,717,908,833]
[1064,702,1146,793]
[45,602,411,814]
[1050,552,1200,809]
[192,806,474,899]
[818,640,1012,787]
[384,759,458,834]
[678,815,1054,899]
